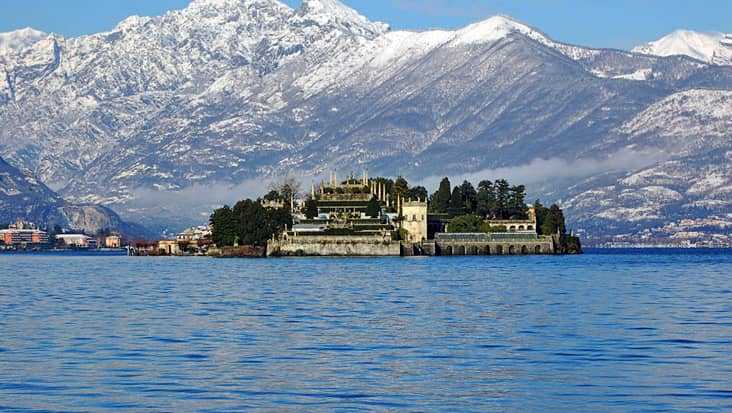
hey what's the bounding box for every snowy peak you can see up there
[0,27,48,57]
[295,0,388,37]
[188,0,289,10]
[452,15,549,46]
[633,29,732,66]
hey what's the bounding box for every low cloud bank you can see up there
[125,178,273,224]
[121,148,667,224]
[415,148,669,191]
[124,172,325,223]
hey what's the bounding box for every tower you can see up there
[401,198,428,243]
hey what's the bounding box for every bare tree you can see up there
[268,176,301,201]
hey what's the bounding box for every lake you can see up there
[1,249,731,412]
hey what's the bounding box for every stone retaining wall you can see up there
[267,235,400,257]
[434,238,554,256]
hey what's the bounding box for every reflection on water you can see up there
[1,250,731,412]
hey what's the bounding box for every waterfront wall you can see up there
[429,238,555,256]
[209,246,266,258]
[267,235,400,257]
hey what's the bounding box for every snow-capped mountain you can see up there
[0,27,47,58]
[1,0,731,243]
[633,29,732,66]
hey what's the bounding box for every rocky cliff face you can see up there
[0,0,731,243]
[0,157,149,237]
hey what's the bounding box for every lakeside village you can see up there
[1,172,581,257]
[0,220,212,254]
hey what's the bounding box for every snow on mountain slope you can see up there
[563,148,732,245]
[633,29,732,66]
[1,0,732,240]
[618,89,732,154]
[443,15,602,62]
[452,15,544,46]
[0,27,47,58]
[293,0,389,36]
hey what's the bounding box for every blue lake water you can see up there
[1,249,731,412]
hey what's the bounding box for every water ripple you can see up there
[0,250,731,412]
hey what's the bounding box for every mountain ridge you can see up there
[633,29,732,66]
[0,1,730,244]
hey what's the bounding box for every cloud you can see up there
[120,148,667,225]
[128,178,265,210]
[415,148,669,191]
[124,172,324,222]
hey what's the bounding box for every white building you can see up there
[176,225,212,242]
[56,234,97,249]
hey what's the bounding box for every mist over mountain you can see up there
[0,0,730,244]
[0,157,149,237]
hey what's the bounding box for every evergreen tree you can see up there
[263,190,281,201]
[533,200,548,234]
[267,206,294,243]
[233,200,265,246]
[429,177,451,213]
[495,179,510,219]
[541,204,566,236]
[409,186,428,201]
[460,180,478,214]
[477,180,496,218]
[393,176,410,203]
[210,205,237,246]
[508,184,528,219]
[447,186,465,217]
[304,198,319,219]
[210,199,293,247]
[366,196,381,218]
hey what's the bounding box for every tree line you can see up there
[446,200,566,236]
[210,180,296,247]
[429,177,528,219]
[210,175,572,247]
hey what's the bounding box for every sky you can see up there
[0,0,730,50]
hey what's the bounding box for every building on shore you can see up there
[56,234,97,249]
[176,225,212,242]
[1,228,49,246]
[401,198,428,243]
[269,170,400,256]
[129,226,213,256]
[104,235,122,248]
[158,240,181,256]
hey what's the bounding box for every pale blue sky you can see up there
[1,0,730,50]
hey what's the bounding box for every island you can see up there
[202,171,581,258]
